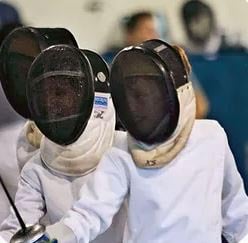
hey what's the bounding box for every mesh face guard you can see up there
[110,39,189,144]
[0,27,78,118]
[27,45,94,145]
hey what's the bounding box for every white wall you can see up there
[4,0,248,51]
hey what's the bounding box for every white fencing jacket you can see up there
[0,131,127,243]
[46,120,248,243]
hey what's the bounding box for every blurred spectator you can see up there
[0,1,21,27]
[123,11,159,46]
[181,0,248,194]
[0,1,22,45]
[181,0,246,56]
[102,11,158,64]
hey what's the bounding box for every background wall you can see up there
[4,0,248,51]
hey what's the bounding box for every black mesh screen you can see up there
[31,76,87,120]
[110,48,179,144]
[0,27,78,119]
[27,45,94,145]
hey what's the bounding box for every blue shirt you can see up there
[189,50,248,192]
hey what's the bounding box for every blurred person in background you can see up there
[181,0,248,197]
[102,11,159,64]
[181,0,221,55]
[0,1,25,224]
[181,0,246,56]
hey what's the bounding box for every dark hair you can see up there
[122,11,153,33]
[181,0,214,26]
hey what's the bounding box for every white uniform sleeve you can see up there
[0,163,45,242]
[222,138,248,243]
[0,235,7,243]
[46,149,129,243]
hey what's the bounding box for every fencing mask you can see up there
[27,44,94,146]
[33,46,115,176]
[0,26,78,118]
[110,39,196,168]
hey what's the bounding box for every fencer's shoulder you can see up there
[191,119,227,141]
[193,119,225,132]
[19,152,47,191]
[98,146,134,179]
[21,152,44,176]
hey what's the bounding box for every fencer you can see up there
[0,45,126,243]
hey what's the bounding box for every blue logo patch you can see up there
[94,96,108,108]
